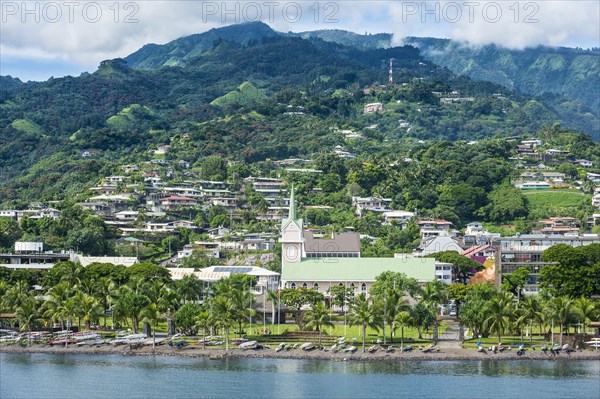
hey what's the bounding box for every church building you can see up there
[280,188,436,297]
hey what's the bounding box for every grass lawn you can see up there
[523,189,586,217]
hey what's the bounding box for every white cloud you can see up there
[0,0,598,80]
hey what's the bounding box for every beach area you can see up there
[2,343,599,362]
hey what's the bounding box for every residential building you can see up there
[160,195,197,211]
[115,210,138,221]
[178,242,220,260]
[574,159,593,168]
[417,220,453,239]
[363,102,383,114]
[162,186,202,198]
[383,210,415,225]
[514,181,551,190]
[493,234,600,294]
[462,244,496,265]
[352,196,392,216]
[415,235,463,257]
[535,217,580,235]
[541,172,566,183]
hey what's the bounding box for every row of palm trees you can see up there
[459,285,599,345]
[0,266,205,348]
[2,269,598,352]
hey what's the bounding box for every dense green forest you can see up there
[292,27,600,124]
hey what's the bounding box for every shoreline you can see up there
[2,344,599,362]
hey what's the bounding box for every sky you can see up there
[1,0,599,81]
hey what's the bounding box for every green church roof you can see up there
[282,257,435,282]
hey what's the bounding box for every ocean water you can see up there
[1,353,599,399]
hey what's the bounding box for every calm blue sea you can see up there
[1,353,599,399]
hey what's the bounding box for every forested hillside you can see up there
[0,22,598,202]
[293,27,600,126]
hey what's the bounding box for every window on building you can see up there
[361,283,367,292]
[290,282,296,289]
[302,282,308,289]
[313,282,319,291]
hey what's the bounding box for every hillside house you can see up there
[352,196,392,216]
[514,181,550,190]
[383,210,415,225]
[417,220,453,239]
[159,195,197,211]
[574,159,593,168]
[541,172,566,183]
[535,217,580,235]
[363,102,383,114]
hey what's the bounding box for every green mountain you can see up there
[405,37,600,117]
[291,30,600,120]
[0,22,599,202]
[126,21,279,69]
[290,29,392,49]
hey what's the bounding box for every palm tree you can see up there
[113,291,150,333]
[483,293,514,344]
[59,261,84,287]
[78,293,101,330]
[3,280,31,311]
[94,277,117,328]
[211,296,235,351]
[194,309,212,350]
[175,274,204,303]
[348,293,382,353]
[381,293,410,344]
[573,297,597,334]
[230,286,255,338]
[141,303,163,349]
[15,297,39,345]
[421,280,447,309]
[517,295,543,342]
[548,296,575,345]
[303,302,334,345]
[60,297,79,347]
[393,311,412,349]
[42,282,72,330]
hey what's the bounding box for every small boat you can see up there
[368,345,378,353]
[49,338,76,346]
[402,345,413,352]
[421,345,434,353]
[300,342,315,351]
[477,346,485,353]
[343,346,357,353]
[292,343,299,349]
[76,338,107,346]
[73,332,100,341]
[385,346,395,353]
[112,333,147,345]
[239,340,258,349]
[275,343,286,352]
